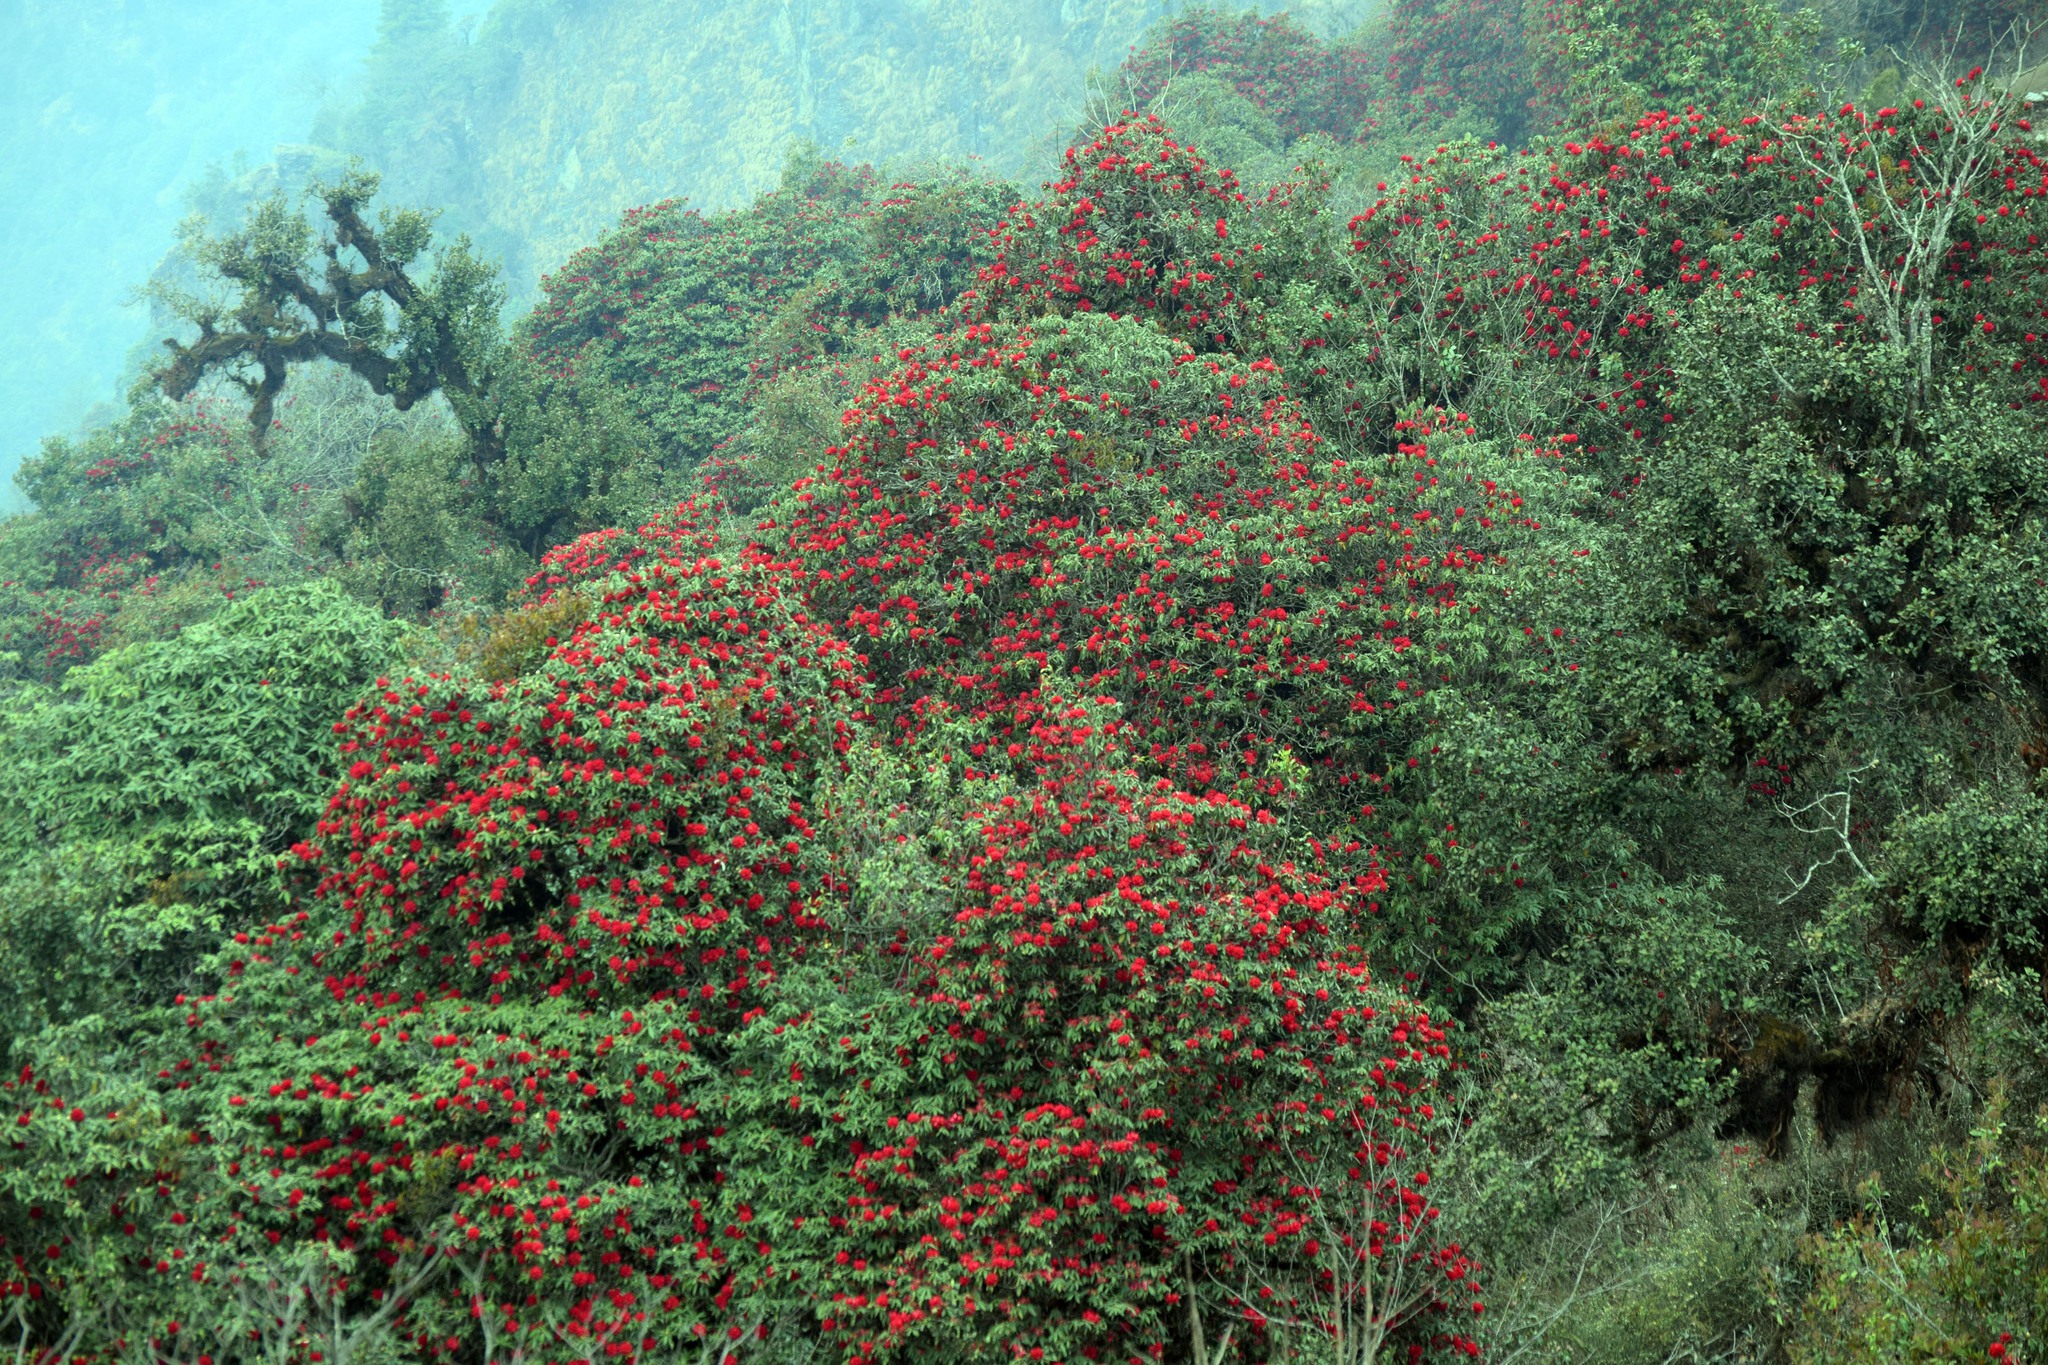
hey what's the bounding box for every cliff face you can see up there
[329,0,1360,286]
[478,0,1170,219]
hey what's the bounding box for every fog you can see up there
[0,1,390,499]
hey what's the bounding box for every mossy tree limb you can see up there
[148,165,506,465]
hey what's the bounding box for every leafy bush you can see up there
[526,156,1010,473]
[1793,1095,2048,1364]
[0,580,410,1050]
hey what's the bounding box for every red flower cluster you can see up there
[970,116,1285,351]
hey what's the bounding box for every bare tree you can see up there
[1788,22,2042,438]
[1776,760,1881,905]
[1195,1107,1478,1365]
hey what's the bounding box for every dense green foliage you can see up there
[3,1,2048,1362]
[0,581,410,1051]
[526,157,1014,473]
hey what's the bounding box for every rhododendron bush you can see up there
[1117,6,1532,174]
[763,307,1622,977]
[1286,61,2048,781]
[0,507,1480,1363]
[1121,12,1379,150]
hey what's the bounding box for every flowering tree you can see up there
[714,692,1482,1364]
[1121,11,1378,148]
[0,489,1482,1363]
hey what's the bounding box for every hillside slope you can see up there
[324,0,1368,284]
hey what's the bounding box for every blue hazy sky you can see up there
[0,0,385,498]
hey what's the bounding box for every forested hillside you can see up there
[2,0,1355,494]
[2,1,2046,1362]
[317,0,1373,295]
